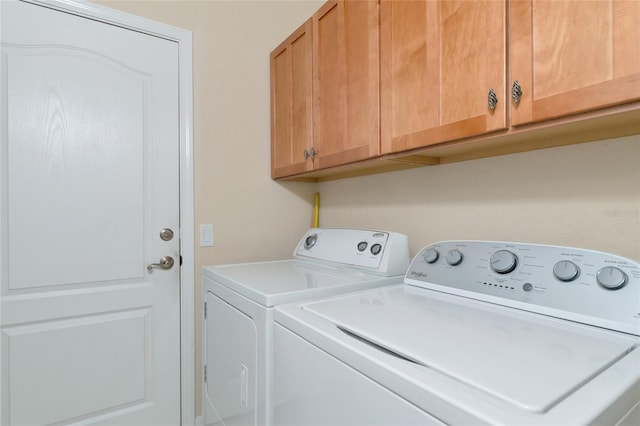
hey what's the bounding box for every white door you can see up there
[0,1,181,425]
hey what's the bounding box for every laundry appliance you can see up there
[202,228,409,426]
[274,240,640,425]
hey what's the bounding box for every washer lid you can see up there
[301,286,638,413]
[202,260,401,307]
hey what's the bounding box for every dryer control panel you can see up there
[406,241,640,336]
[294,228,410,276]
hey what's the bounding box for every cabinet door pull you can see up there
[488,88,498,111]
[303,149,310,160]
[309,147,317,159]
[512,80,523,104]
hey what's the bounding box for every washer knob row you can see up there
[422,247,629,291]
[551,261,627,289]
[422,248,463,266]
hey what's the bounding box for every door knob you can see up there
[159,228,174,241]
[147,256,175,272]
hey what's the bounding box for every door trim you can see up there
[18,0,196,423]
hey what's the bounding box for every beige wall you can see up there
[318,135,640,261]
[96,0,323,264]
[98,0,640,420]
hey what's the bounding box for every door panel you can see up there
[205,292,257,426]
[6,51,145,289]
[1,1,180,425]
[5,310,149,425]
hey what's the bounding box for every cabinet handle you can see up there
[303,149,310,160]
[309,147,317,159]
[512,80,523,104]
[487,88,498,111]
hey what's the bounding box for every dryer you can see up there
[202,228,409,426]
[274,241,640,425]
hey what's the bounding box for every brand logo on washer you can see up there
[410,271,428,278]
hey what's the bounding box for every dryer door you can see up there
[205,292,257,426]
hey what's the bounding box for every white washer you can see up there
[274,241,640,425]
[202,228,410,426]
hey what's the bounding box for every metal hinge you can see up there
[204,301,207,319]
[204,365,207,382]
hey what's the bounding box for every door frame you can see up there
[17,0,196,423]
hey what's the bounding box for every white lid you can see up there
[301,286,637,413]
[202,260,402,307]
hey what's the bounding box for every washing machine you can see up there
[202,228,410,426]
[274,240,640,425]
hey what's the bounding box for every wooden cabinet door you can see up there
[510,0,640,126]
[270,20,314,179]
[313,0,379,169]
[380,0,506,154]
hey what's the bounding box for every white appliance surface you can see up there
[203,227,410,308]
[300,286,635,413]
[202,228,410,426]
[203,260,399,307]
[273,241,640,425]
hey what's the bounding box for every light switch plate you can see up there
[200,224,214,247]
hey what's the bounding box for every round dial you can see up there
[370,243,382,256]
[490,250,518,274]
[445,249,463,266]
[596,266,628,290]
[357,241,368,252]
[423,248,439,264]
[553,260,580,282]
[304,234,318,250]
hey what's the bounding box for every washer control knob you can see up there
[423,248,439,264]
[553,260,580,282]
[446,249,464,266]
[596,266,628,290]
[370,243,382,256]
[490,250,518,274]
[304,234,318,250]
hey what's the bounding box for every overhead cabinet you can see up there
[313,0,380,170]
[270,20,313,178]
[510,0,640,126]
[380,0,507,154]
[270,0,379,179]
[270,0,640,181]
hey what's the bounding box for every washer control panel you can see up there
[406,241,640,336]
[294,228,410,276]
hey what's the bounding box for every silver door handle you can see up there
[147,256,174,272]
